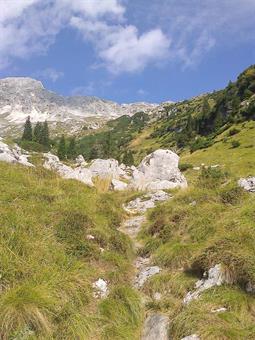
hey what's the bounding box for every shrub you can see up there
[220,185,244,205]
[198,167,228,189]
[231,140,241,148]
[179,163,193,171]
[228,128,240,136]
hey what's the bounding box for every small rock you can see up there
[93,278,108,298]
[181,335,200,340]
[193,167,200,171]
[211,307,227,313]
[141,313,169,340]
[86,234,95,240]
[189,200,197,206]
[238,177,255,192]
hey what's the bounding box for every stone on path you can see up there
[141,313,169,340]
[132,256,161,290]
[124,190,170,214]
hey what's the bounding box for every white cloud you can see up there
[71,17,170,73]
[33,67,64,82]
[140,0,255,67]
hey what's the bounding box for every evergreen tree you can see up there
[34,122,43,143]
[67,137,76,159]
[201,98,210,117]
[57,135,66,160]
[22,116,33,141]
[122,150,134,166]
[41,121,50,147]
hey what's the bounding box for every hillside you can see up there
[0,65,255,340]
[74,65,255,164]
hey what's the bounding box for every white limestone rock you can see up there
[89,158,127,179]
[130,149,187,191]
[75,154,87,166]
[134,265,161,289]
[211,307,227,313]
[183,264,229,304]
[92,278,108,298]
[238,177,255,192]
[44,153,94,187]
[111,178,128,191]
[0,139,33,167]
[141,313,169,340]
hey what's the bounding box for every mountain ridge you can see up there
[0,76,158,136]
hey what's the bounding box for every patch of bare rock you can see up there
[183,264,231,304]
[0,138,34,167]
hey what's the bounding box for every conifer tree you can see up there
[122,150,134,166]
[57,135,66,160]
[34,122,43,143]
[41,121,50,147]
[22,116,33,141]
[67,137,76,159]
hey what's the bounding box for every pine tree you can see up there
[57,135,66,160]
[67,137,76,159]
[201,98,210,117]
[22,116,33,141]
[34,122,43,143]
[122,150,134,166]
[41,121,50,147]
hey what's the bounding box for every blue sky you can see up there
[0,0,255,103]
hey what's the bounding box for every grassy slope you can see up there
[0,163,143,339]
[137,122,255,339]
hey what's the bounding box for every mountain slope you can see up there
[0,77,157,136]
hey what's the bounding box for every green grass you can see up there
[0,162,142,339]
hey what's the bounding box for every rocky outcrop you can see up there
[44,153,94,187]
[44,149,187,193]
[130,149,187,191]
[0,139,33,167]
[89,158,127,179]
[183,264,230,304]
[141,313,169,340]
[238,177,255,192]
